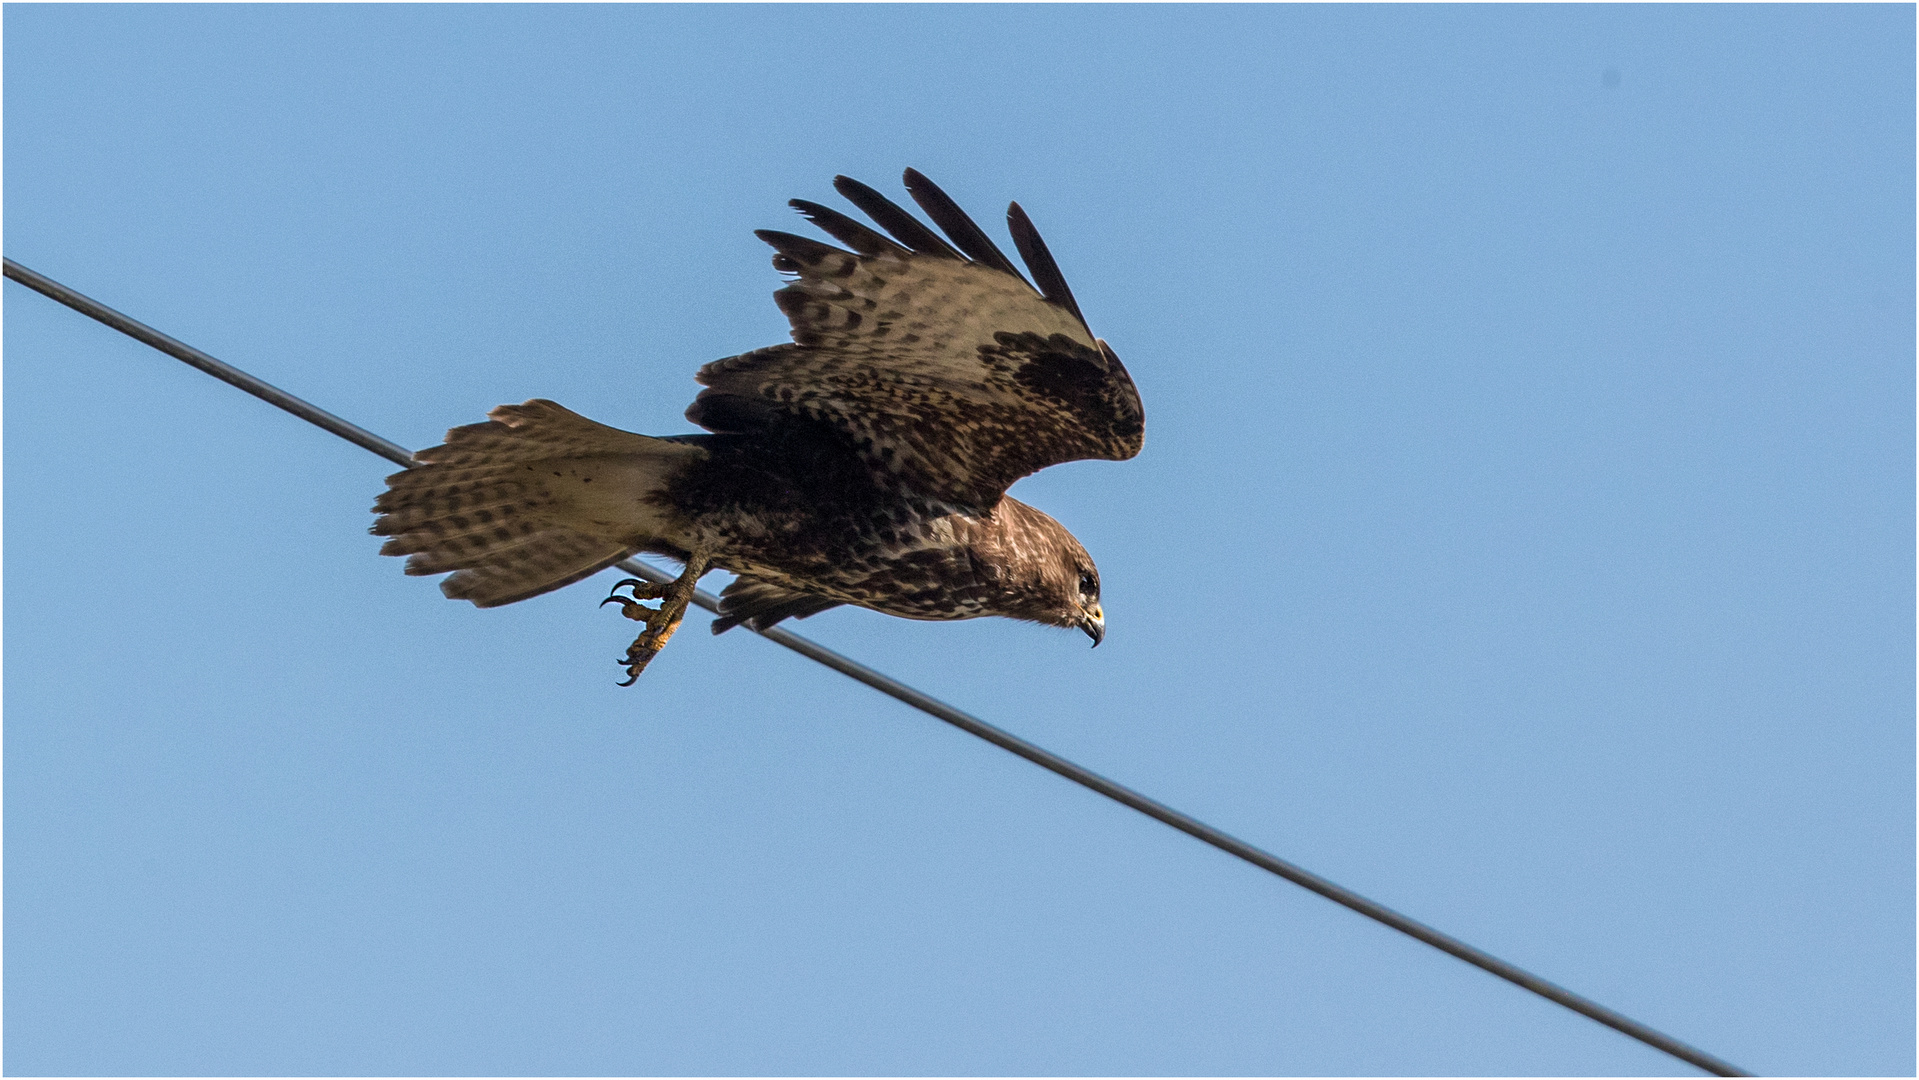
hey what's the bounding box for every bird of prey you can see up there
[371,169,1144,684]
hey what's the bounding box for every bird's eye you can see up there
[1079,570,1098,597]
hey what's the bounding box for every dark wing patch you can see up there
[688,171,1143,508]
[990,331,1143,449]
[711,576,844,634]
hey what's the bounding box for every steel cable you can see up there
[4,256,1751,1077]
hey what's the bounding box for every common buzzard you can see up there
[372,170,1144,683]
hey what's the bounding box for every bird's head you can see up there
[982,497,1106,647]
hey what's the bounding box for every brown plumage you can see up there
[372,169,1143,681]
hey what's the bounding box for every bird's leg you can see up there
[601,554,710,686]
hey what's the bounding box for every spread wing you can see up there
[686,169,1144,509]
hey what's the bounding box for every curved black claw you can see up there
[602,594,658,624]
[617,648,659,686]
[608,578,648,595]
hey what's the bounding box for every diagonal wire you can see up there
[3,256,1752,1078]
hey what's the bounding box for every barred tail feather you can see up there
[434,529,634,608]
[371,399,703,608]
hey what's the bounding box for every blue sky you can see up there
[5,5,1911,1075]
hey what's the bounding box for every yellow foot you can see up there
[601,559,708,686]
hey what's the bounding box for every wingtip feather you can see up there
[831,174,962,259]
[1006,201,1088,329]
[789,198,903,256]
[900,170,1027,282]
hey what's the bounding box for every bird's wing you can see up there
[686,170,1144,509]
[710,576,844,634]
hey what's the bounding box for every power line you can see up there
[3,256,1752,1078]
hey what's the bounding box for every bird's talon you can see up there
[604,577,668,604]
[599,555,709,685]
[601,594,661,622]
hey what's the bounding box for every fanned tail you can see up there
[371,399,704,607]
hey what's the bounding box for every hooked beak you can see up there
[1080,604,1105,648]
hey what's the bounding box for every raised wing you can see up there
[686,169,1143,509]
